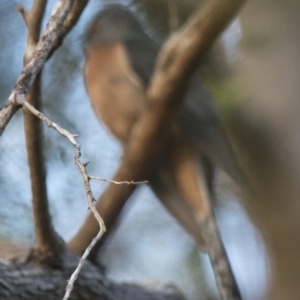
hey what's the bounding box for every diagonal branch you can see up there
[89,176,147,185]
[48,0,89,59]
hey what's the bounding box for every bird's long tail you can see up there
[150,137,242,300]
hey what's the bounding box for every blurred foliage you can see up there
[239,32,274,54]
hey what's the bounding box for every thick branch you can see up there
[0,253,185,300]
[18,0,48,61]
[69,0,245,257]
[23,76,65,262]
[0,0,75,135]
[19,0,65,262]
[48,0,89,58]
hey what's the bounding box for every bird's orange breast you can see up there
[84,43,145,142]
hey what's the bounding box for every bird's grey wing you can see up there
[124,35,158,86]
[178,80,245,185]
[125,34,245,185]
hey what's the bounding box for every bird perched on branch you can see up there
[82,4,244,299]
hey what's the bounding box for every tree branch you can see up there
[19,97,106,299]
[48,0,89,58]
[14,0,89,261]
[18,0,66,264]
[0,254,186,300]
[0,0,76,135]
[89,176,147,185]
[69,0,246,257]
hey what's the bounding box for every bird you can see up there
[78,4,244,299]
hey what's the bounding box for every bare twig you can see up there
[62,232,102,300]
[0,0,76,135]
[89,175,147,185]
[1,0,88,259]
[18,99,106,300]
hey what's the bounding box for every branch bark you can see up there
[0,253,185,300]
[48,0,89,58]
[0,0,88,260]
[18,0,65,264]
[18,99,106,298]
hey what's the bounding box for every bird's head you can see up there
[85,5,144,45]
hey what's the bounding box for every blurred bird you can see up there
[80,4,244,299]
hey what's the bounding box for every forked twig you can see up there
[19,98,106,300]
[89,175,147,185]
[21,98,147,299]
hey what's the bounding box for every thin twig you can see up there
[89,175,147,185]
[19,98,106,300]
[62,230,102,300]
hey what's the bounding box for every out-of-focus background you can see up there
[1,0,300,299]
